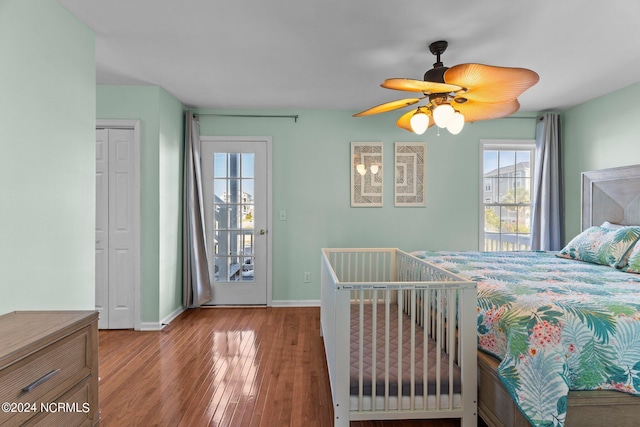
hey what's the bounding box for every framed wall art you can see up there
[394,142,426,207]
[351,142,383,207]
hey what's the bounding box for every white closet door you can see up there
[95,129,109,328]
[96,128,136,329]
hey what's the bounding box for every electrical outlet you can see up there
[304,272,311,283]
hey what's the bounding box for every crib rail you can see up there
[321,248,477,427]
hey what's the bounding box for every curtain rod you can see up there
[195,113,298,123]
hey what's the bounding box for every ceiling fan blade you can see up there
[353,98,422,117]
[445,63,539,103]
[453,98,521,122]
[381,78,461,94]
[396,108,434,132]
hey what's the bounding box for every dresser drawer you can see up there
[0,326,92,426]
[23,377,95,427]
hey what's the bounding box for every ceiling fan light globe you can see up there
[410,111,429,135]
[446,112,465,135]
[433,104,455,128]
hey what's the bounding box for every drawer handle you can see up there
[22,369,61,393]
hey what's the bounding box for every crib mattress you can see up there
[349,303,462,397]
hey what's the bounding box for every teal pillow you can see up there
[556,226,640,268]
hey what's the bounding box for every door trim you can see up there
[200,136,273,306]
[96,119,141,330]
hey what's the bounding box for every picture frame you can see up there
[394,142,426,207]
[351,142,383,207]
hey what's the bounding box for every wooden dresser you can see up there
[0,311,99,426]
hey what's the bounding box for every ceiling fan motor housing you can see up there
[424,66,448,85]
[424,40,449,84]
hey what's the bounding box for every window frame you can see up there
[478,139,536,251]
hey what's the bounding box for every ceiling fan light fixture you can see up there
[446,111,465,135]
[433,103,455,128]
[410,110,430,135]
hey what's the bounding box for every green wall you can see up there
[0,0,96,314]
[196,108,537,302]
[5,0,634,312]
[158,90,185,320]
[0,1,635,326]
[96,85,184,324]
[562,82,640,242]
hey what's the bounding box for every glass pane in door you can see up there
[212,152,255,282]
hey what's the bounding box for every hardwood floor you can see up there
[98,307,461,427]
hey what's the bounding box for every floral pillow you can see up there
[600,221,626,230]
[556,225,640,268]
[626,243,640,273]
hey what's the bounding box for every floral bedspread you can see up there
[412,250,640,427]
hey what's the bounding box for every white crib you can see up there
[320,248,477,426]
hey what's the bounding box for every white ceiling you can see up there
[59,0,640,113]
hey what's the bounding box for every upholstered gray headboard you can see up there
[582,164,640,230]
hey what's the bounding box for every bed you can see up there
[320,248,478,426]
[413,164,640,427]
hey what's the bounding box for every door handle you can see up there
[259,229,266,235]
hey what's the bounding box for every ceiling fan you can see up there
[354,40,539,135]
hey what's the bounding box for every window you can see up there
[212,152,256,281]
[479,139,535,251]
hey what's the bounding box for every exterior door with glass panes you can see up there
[201,137,269,305]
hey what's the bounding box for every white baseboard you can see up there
[271,300,320,307]
[139,303,315,329]
[139,322,163,331]
[138,306,186,331]
[161,306,186,326]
